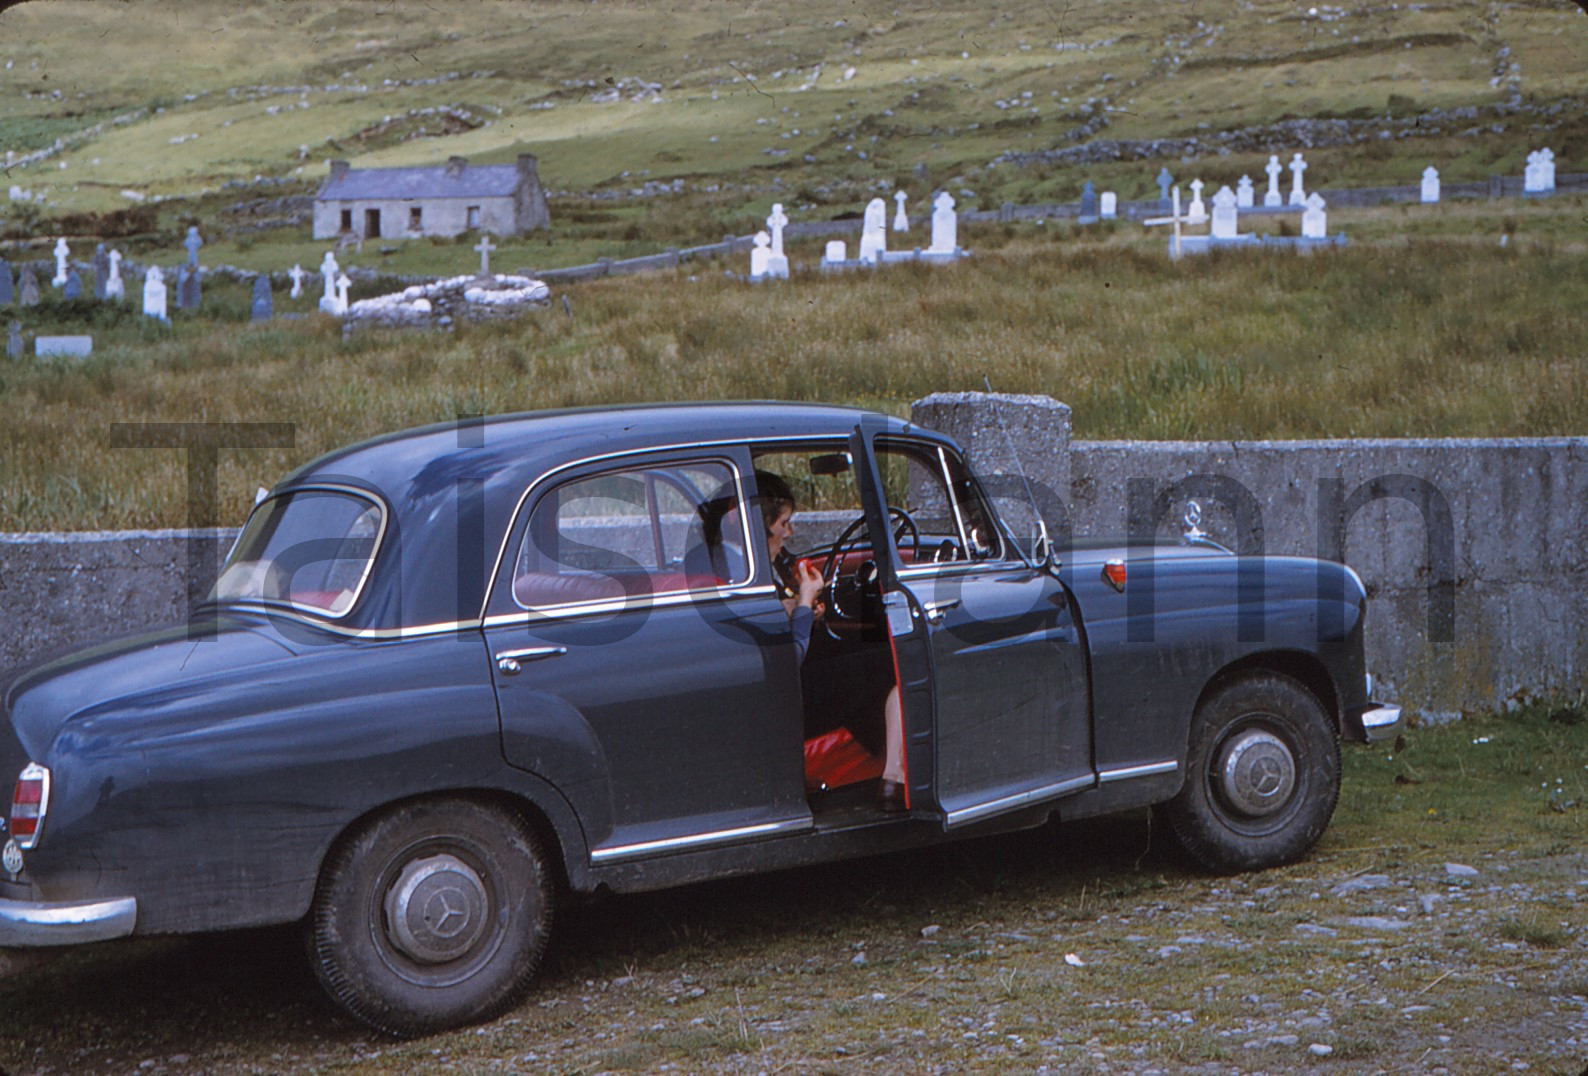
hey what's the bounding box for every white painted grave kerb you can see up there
[1264,156,1283,207]
[1421,166,1440,204]
[36,335,93,358]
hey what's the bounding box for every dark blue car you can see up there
[0,403,1400,1035]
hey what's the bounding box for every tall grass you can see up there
[2,209,1584,532]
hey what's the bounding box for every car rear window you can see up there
[213,489,385,618]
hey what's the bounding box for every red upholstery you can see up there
[803,727,883,792]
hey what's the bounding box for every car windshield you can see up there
[213,490,385,618]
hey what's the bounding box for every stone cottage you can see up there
[312,154,551,240]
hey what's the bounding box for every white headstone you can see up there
[142,266,168,321]
[1236,175,1254,209]
[1525,147,1555,194]
[1210,186,1239,240]
[334,271,351,315]
[318,251,340,314]
[1540,147,1556,191]
[823,240,847,264]
[1421,166,1440,204]
[892,191,909,232]
[928,191,957,254]
[765,203,789,279]
[749,231,771,279]
[1288,152,1308,206]
[1187,179,1207,223]
[1100,191,1117,219]
[1264,156,1283,207]
[52,237,69,287]
[105,249,124,300]
[859,197,888,263]
[288,263,306,299]
[1301,192,1327,239]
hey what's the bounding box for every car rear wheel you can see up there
[307,798,553,1037]
[1164,672,1340,874]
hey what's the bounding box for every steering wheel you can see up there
[818,507,920,632]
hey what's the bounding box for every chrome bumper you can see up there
[0,896,137,947]
[1351,702,1405,743]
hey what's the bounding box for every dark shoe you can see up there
[878,779,907,812]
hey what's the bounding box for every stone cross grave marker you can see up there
[1288,153,1308,206]
[1157,166,1173,204]
[334,272,351,315]
[319,251,340,314]
[0,259,11,305]
[1301,192,1327,239]
[474,234,496,277]
[766,203,789,279]
[1264,156,1283,207]
[1079,180,1099,223]
[1143,185,1191,260]
[859,197,888,264]
[1421,166,1440,204]
[52,238,69,286]
[1210,185,1239,240]
[929,191,958,254]
[1187,179,1207,222]
[19,265,40,306]
[1237,175,1254,209]
[105,250,124,300]
[63,269,82,300]
[6,320,21,360]
[1100,191,1117,219]
[184,226,203,267]
[93,244,109,300]
[143,266,168,321]
[893,191,909,232]
[251,275,273,321]
[749,231,771,279]
[289,264,306,299]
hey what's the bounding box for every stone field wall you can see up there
[3,395,1585,722]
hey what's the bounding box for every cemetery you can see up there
[1,1,1586,1072]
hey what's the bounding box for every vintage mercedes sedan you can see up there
[1,403,1401,1036]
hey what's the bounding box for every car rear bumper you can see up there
[1347,702,1404,743]
[0,896,137,947]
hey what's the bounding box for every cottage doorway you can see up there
[364,209,381,239]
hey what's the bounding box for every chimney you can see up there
[328,159,350,182]
[445,155,467,177]
[516,153,540,182]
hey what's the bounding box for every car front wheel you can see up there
[1164,672,1341,874]
[308,798,553,1037]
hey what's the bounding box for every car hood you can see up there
[3,615,298,761]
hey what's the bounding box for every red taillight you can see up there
[11,763,50,849]
[1102,559,1127,591]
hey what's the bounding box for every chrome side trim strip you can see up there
[482,584,782,630]
[1098,760,1181,784]
[944,774,1096,828]
[589,817,811,864]
[0,896,137,947]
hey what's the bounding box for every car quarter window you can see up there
[511,459,753,611]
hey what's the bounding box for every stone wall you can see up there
[4,396,1585,720]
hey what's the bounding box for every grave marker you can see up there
[1078,180,1099,224]
[893,191,909,232]
[334,272,352,315]
[288,263,306,299]
[1264,156,1283,207]
[474,234,496,276]
[928,191,958,255]
[1237,175,1254,209]
[1288,152,1308,206]
[6,320,21,360]
[184,226,203,267]
[1210,185,1239,240]
[1187,179,1207,222]
[143,266,168,321]
[92,244,109,300]
[1100,191,1117,219]
[63,268,82,300]
[1524,147,1556,195]
[105,250,124,300]
[0,260,11,305]
[177,263,200,310]
[1301,192,1327,239]
[749,231,771,279]
[765,203,789,279]
[319,251,340,314]
[822,240,847,266]
[52,238,69,286]
[1421,166,1440,204]
[1156,166,1173,205]
[859,198,888,264]
[251,275,273,321]
[35,335,93,358]
[19,265,40,306]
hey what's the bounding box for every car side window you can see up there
[512,460,752,611]
[875,441,1005,567]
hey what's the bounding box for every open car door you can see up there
[850,425,1094,829]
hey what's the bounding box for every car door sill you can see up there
[943,774,1097,829]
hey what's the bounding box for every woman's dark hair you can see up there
[754,470,797,535]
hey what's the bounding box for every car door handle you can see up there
[495,646,567,675]
[923,598,960,623]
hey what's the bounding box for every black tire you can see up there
[307,798,554,1038]
[1164,672,1341,874]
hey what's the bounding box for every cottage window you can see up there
[466,205,481,229]
[409,206,423,230]
[339,208,353,232]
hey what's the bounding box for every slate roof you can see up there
[317,162,523,202]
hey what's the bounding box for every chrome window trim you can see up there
[481,435,834,621]
[507,456,755,615]
[943,774,1095,828]
[1097,760,1181,784]
[589,817,812,864]
[483,583,782,629]
[216,483,390,622]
